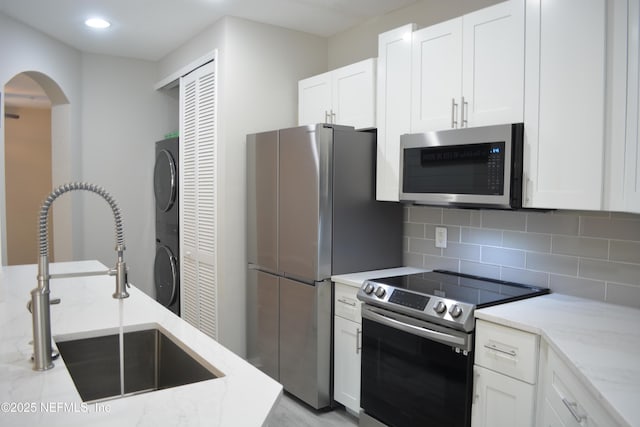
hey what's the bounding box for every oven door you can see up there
[360,304,474,427]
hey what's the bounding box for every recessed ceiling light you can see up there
[85,18,111,29]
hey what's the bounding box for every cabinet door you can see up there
[333,315,361,413]
[540,399,567,427]
[523,0,606,209]
[376,24,415,202]
[332,58,376,129]
[411,18,463,133]
[298,72,331,126]
[462,0,524,128]
[624,0,640,212]
[543,347,618,427]
[471,365,536,427]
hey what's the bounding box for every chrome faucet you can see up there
[30,182,129,371]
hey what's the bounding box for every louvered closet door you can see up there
[179,58,218,339]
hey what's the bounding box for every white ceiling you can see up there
[0,0,417,61]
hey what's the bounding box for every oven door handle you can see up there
[362,306,467,347]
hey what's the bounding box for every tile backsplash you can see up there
[403,206,640,309]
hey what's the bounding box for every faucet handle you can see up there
[27,297,61,313]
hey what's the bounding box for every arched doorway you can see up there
[2,71,70,265]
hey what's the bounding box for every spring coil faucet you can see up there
[30,182,129,371]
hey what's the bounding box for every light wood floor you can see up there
[268,392,359,427]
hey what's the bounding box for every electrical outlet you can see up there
[435,227,447,248]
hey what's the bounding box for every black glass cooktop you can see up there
[369,270,549,308]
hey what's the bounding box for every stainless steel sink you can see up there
[55,325,223,402]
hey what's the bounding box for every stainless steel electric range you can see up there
[356,270,549,427]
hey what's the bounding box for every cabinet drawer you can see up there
[334,282,362,323]
[544,347,617,427]
[475,320,539,384]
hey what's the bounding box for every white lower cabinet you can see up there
[333,315,361,413]
[539,343,617,427]
[472,320,538,427]
[333,282,362,414]
[540,399,566,427]
[472,365,536,427]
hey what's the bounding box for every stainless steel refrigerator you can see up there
[246,124,402,409]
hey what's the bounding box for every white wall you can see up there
[79,53,178,296]
[159,16,327,357]
[0,12,81,265]
[327,0,502,68]
[219,17,327,356]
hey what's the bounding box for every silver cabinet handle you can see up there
[325,110,330,123]
[331,110,336,124]
[461,96,468,127]
[337,297,356,307]
[562,398,586,423]
[483,343,517,357]
[451,98,458,128]
[356,328,362,354]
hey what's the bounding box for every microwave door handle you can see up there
[451,98,458,128]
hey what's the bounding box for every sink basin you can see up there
[55,325,223,402]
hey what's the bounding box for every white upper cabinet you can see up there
[411,18,463,132]
[411,0,524,133]
[376,23,416,201]
[298,58,376,129]
[462,1,525,128]
[523,0,608,210]
[298,72,332,125]
[624,0,640,212]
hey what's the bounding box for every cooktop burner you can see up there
[357,270,549,332]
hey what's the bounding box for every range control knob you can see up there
[374,287,386,298]
[363,283,375,295]
[449,304,463,318]
[433,301,447,314]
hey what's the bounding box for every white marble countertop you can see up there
[331,266,428,288]
[476,293,640,427]
[0,260,282,426]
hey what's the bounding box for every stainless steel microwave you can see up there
[400,123,524,209]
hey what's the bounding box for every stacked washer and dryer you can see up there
[153,137,180,315]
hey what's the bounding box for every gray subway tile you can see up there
[460,261,501,280]
[404,222,425,238]
[527,212,579,235]
[409,206,442,224]
[443,209,472,226]
[470,211,482,227]
[409,238,441,256]
[403,252,424,268]
[500,267,549,287]
[580,216,640,241]
[482,210,526,231]
[502,231,551,253]
[549,274,605,301]
[481,247,525,268]
[403,236,409,252]
[403,206,410,222]
[605,283,640,309]
[443,242,481,261]
[610,211,640,220]
[610,240,640,264]
[579,259,640,286]
[461,227,503,246]
[423,255,459,271]
[551,236,609,259]
[559,210,610,218]
[526,252,579,276]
